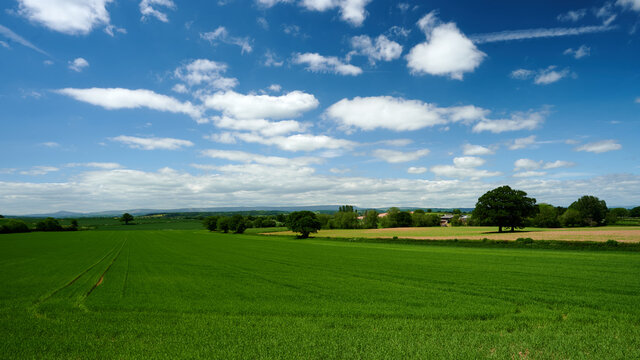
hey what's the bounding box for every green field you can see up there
[1,229,640,359]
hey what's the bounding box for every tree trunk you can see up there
[498,226,502,233]
[510,226,515,232]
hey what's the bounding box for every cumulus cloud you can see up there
[206,132,237,144]
[431,157,500,180]
[203,90,319,119]
[372,149,430,163]
[17,0,113,35]
[472,111,546,133]
[453,156,485,168]
[110,135,194,150]
[233,133,356,152]
[510,69,534,80]
[513,171,547,178]
[201,149,321,167]
[407,166,427,174]
[292,53,362,76]
[210,116,305,137]
[264,50,284,67]
[56,88,203,119]
[326,96,487,132]
[575,139,622,153]
[201,27,253,54]
[349,35,402,64]
[174,59,238,91]
[462,144,494,156]
[515,158,575,171]
[67,162,122,169]
[407,11,486,80]
[543,160,575,169]
[68,57,89,72]
[564,45,590,59]
[300,0,371,26]
[140,0,176,22]
[511,66,571,85]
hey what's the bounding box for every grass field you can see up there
[1,229,640,359]
[269,226,640,242]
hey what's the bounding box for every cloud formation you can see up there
[575,140,622,153]
[111,135,194,150]
[68,57,89,72]
[201,27,253,54]
[17,0,113,35]
[372,149,430,163]
[203,90,319,119]
[292,53,362,76]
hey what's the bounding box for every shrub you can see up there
[515,237,534,245]
[0,220,30,234]
[35,217,63,232]
[606,239,618,247]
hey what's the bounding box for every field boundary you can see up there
[271,234,640,252]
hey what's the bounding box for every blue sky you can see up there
[1,0,639,214]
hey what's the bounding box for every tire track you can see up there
[121,241,131,298]
[85,237,128,298]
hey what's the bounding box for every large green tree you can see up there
[362,210,379,229]
[120,213,134,225]
[472,185,536,232]
[569,195,607,226]
[286,211,321,238]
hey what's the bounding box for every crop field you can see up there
[1,229,640,359]
[270,226,640,242]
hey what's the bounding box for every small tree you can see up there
[203,216,219,231]
[472,185,536,232]
[35,217,63,232]
[363,210,379,229]
[69,219,79,231]
[217,217,231,233]
[229,214,247,234]
[120,213,134,225]
[532,204,560,228]
[629,206,640,218]
[286,211,321,238]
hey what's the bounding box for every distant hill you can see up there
[12,206,477,218]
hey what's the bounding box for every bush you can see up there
[203,216,219,231]
[515,237,534,245]
[606,239,619,247]
[0,220,30,234]
[35,217,63,232]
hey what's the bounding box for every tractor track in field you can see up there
[121,243,131,297]
[85,237,128,298]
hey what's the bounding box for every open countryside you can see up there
[2,227,640,359]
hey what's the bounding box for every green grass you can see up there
[1,230,639,359]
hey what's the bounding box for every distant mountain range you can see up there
[10,206,478,218]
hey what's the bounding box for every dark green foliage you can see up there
[569,195,607,226]
[119,213,134,225]
[380,207,412,228]
[515,237,534,245]
[362,210,379,229]
[452,209,462,215]
[560,209,583,227]
[630,206,640,218]
[0,214,4,218]
[69,219,79,231]
[202,216,219,231]
[426,209,432,213]
[338,205,356,213]
[330,211,360,229]
[394,212,413,227]
[472,185,537,232]
[609,208,629,218]
[532,203,561,228]
[449,214,463,227]
[412,212,440,227]
[286,211,321,238]
[229,214,247,234]
[35,217,63,232]
[0,219,30,234]
[216,217,231,233]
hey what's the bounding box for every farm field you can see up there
[1,229,640,359]
[269,226,640,242]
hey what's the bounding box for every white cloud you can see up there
[0,24,49,56]
[470,24,614,44]
[327,96,466,131]
[509,135,537,150]
[453,156,485,168]
[17,0,113,35]
[510,69,534,80]
[0,40,8,48]
[462,144,494,156]
[206,132,237,144]
[534,66,570,85]
[110,135,194,150]
[377,139,413,147]
[564,45,590,59]
[201,149,321,166]
[67,162,122,169]
[174,59,238,91]
[268,84,282,92]
[349,35,402,64]
[40,142,60,148]
[472,111,546,133]
[104,24,126,36]
[210,116,305,137]
[234,133,356,152]
[543,160,575,169]
[616,0,640,11]
[68,57,89,72]
[372,149,430,163]
[20,166,59,176]
[575,139,622,153]
[300,0,371,26]
[330,168,350,174]
[387,26,411,38]
[513,171,547,178]
[140,0,175,22]
[514,158,543,171]
[257,17,269,30]
[56,88,203,119]
[431,164,500,180]
[557,9,587,22]
[201,27,253,54]
[172,84,188,93]
[407,166,427,174]
[203,90,319,120]
[292,53,362,76]
[264,50,284,67]
[407,11,486,80]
